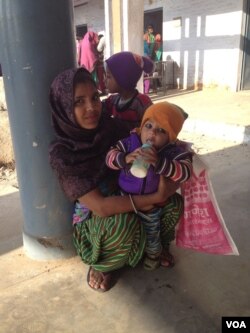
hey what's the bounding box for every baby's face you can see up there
[141,118,169,149]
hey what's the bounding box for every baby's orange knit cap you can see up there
[139,102,186,142]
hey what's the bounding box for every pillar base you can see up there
[23,232,76,260]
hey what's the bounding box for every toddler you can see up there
[103,51,154,132]
[106,102,193,270]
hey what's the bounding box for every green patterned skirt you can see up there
[73,193,183,272]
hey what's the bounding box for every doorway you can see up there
[144,8,163,36]
[75,24,87,39]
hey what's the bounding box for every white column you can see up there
[122,0,144,55]
[104,0,111,59]
[104,0,144,55]
[104,0,144,91]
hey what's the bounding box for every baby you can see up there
[106,102,193,270]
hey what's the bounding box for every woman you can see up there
[78,31,99,81]
[143,33,152,94]
[49,67,183,292]
[153,34,163,61]
[146,25,155,60]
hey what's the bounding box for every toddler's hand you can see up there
[139,146,158,166]
[125,148,142,164]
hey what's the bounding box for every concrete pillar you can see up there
[104,0,144,91]
[0,0,76,259]
[122,0,144,55]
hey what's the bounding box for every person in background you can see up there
[96,32,107,95]
[143,32,150,58]
[143,33,151,94]
[49,67,182,292]
[151,33,163,91]
[78,31,99,82]
[97,32,106,60]
[146,24,155,60]
[106,102,192,270]
[153,34,163,61]
[103,51,154,132]
[76,36,82,65]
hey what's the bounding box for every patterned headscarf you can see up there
[49,67,127,201]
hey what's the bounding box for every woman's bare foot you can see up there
[160,249,175,268]
[87,267,112,292]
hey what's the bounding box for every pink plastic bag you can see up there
[176,154,239,255]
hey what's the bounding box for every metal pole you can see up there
[0,0,76,259]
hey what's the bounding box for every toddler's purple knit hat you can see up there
[105,51,154,91]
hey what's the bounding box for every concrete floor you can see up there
[0,89,250,333]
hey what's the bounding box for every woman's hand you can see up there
[156,176,180,203]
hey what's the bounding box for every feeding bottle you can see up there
[130,141,152,178]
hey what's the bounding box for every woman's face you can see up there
[141,118,169,149]
[73,82,102,129]
[105,67,120,93]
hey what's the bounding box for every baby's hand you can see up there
[139,146,158,166]
[125,148,142,164]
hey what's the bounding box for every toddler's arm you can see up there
[106,141,142,170]
[105,144,127,170]
[155,151,193,183]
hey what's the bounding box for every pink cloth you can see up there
[78,31,99,73]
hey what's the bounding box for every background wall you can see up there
[74,0,245,90]
[74,0,105,36]
[161,0,244,90]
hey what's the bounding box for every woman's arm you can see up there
[78,176,179,217]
